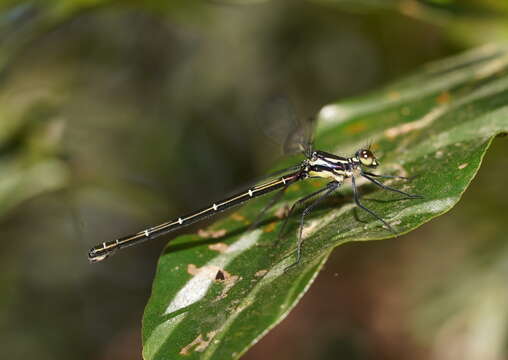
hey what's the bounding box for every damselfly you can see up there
[88,143,421,266]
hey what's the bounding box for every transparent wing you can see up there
[257,97,314,156]
[283,115,314,157]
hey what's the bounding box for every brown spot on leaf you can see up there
[274,205,290,219]
[255,269,268,277]
[198,228,227,239]
[187,264,225,280]
[230,213,247,222]
[345,122,367,134]
[385,107,445,139]
[436,91,451,104]
[187,264,200,276]
[263,222,277,233]
[208,242,229,253]
[179,331,218,355]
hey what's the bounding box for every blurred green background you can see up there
[1,0,507,359]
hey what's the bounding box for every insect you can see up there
[88,143,421,267]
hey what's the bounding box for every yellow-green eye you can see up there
[358,149,375,166]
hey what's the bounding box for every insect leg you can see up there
[361,172,422,199]
[361,171,411,181]
[352,176,396,233]
[278,184,333,243]
[285,181,340,271]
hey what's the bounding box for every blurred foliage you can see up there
[0,88,68,217]
[0,0,507,360]
[314,0,508,46]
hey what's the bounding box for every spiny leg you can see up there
[351,176,396,233]
[278,184,333,244]
[285,181,340,271]
[361,171,411,181]
[361,172,422,199]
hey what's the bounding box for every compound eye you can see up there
[359,149,374,166]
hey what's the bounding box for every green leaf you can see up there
[142,44,508,359]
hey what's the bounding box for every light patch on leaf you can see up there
[187,263,199,276]
[475,54,508,79]
[385,106,446,139]
[164,230,261,315]
[387,91,401,100]
[208,242,229,253]
[199,229,227,239]
[255,269,268,277]
[301,219,322,239]
[179,331,218,355]
[274,205,289,219]
[459,163,469,169]
[390,197,456,221]
[299,203,356,241]
[318,104,352,126]
[187,264,224,279]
